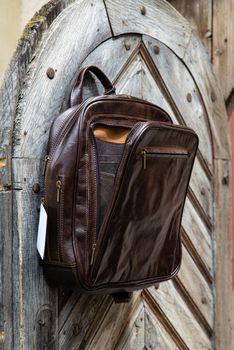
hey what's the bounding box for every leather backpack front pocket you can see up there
[90,121,198,288]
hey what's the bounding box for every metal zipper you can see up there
[89,131,99,266]
[42,155,50,175]
[56,178,62,203]
[56,175,63,261]
[140,148,190,170]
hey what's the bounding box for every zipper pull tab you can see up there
[56,179,62,203]
[141,149,147,169]
[42,155,50,175]
[90,243,96,265]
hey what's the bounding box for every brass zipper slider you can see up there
[42,155,50,175]
[140,149,147,169]
[56,179,62,203]
[90,243,96,265]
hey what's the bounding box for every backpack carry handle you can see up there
[70,65,115,106]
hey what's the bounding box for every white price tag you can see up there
[37,203,48,260]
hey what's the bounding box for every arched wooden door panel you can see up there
[0,0,232,349]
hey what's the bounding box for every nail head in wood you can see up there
[140,5,146,15]
[201,187,206,196]
[222,173,229,186]
[46,67,55,79]
[124,41,131,51]
[153,45,160,54]
[201,296,207,304]
[32,183,40,193]
[186,93,192,102]
[211,91,216,102]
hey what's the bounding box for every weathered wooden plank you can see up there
[189,157,212,223]
[182,198,213,276]
[104,0,192,58]
[214,159,234,350]
[144,283,212,349]
[13,0,112,158]
[0,0,77,184]
[11,157,58,349]
[143,35,213,171]
[167,0,212,57]
[58,292,80,329]
[213,0,234,98]
[59,295,112,349]
[176,246,213,330]
[0,2,86,348]
[80,34,141,82]
[86,292,141,350]
[184,31,230,159]
[144,305,179,350]
[116,304,144,350]
[0,191,12,349]
[116,52,176,119]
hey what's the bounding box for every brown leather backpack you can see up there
[42,66,198,302]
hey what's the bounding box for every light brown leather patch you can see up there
[93,125,129,144]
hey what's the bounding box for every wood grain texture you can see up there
[167,0,212,57]
[214,159,234,350]
[176,246,213,331]
[59,295,112,349]
[116,52,175,118]
[0,2,78,348]
[182,198,213,277]
[189,157,212,223]
[13,0,112,158]
[184,31,230,160]
[213,0,234,99]
[144,305,179,350]
[86,293,142,350]
[0,0,76,186]
[12,158,58,350]
[144,283,212,350]
[143,35,213,171]
[116,304,145,350]
[0,192,12,349]
[104,0,192,58]
[80,34,142,82]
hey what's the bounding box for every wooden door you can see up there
[0,1,232,349]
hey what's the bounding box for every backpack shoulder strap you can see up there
[70,65,115,107]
